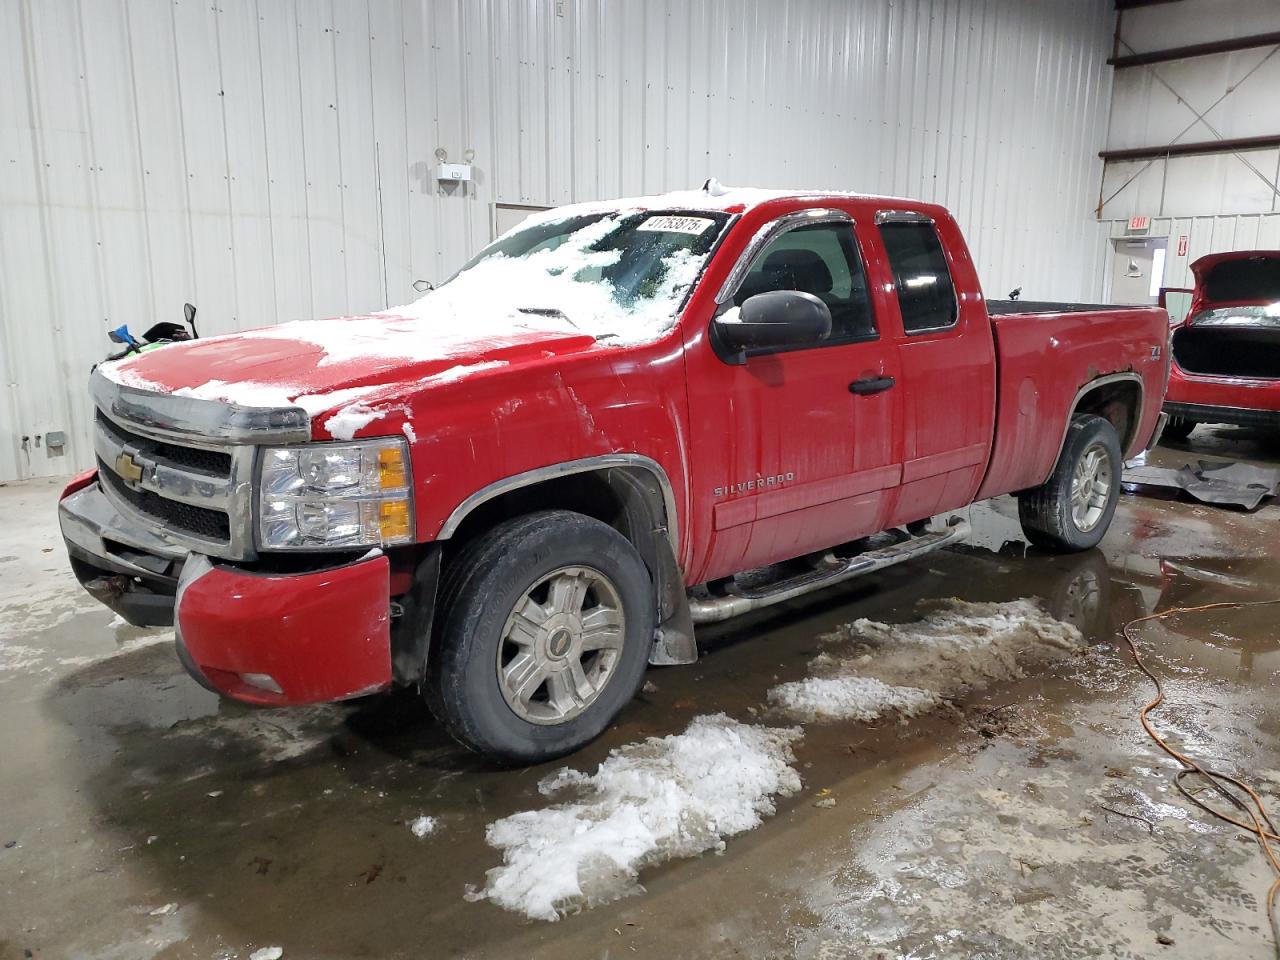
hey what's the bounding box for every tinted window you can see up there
[879,221,958,334]
[734,223,876,342]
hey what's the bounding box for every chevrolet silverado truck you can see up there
[1160,250,1280,440]
[60,186,1169,763]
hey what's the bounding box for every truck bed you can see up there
[985,300,1128,316]
[976,303,1169,500]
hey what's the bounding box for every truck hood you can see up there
[102,311,600,420]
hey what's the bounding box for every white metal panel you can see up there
[1108,49,1280,152]
[0,0,1118,482]
[1102,0,1280,228]
[1119,0,1280,54]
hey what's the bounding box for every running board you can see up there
[686,517,970,624]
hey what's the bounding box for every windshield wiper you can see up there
[516,306,580,330]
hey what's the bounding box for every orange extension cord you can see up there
[1120,601,1280,955]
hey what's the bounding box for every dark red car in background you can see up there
[1162,250,1280,441]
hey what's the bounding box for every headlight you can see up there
[258,439,414,549]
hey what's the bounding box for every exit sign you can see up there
[1128,216,1151,233]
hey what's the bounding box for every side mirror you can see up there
[412,279,434,293]
[713,290,832,364]
[184,302,197,325]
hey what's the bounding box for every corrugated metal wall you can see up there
[1101,21,1280,225]
[0,0,1115,482]
[1097,0,1280,300]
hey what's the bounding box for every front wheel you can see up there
[1018,414,1122,553]
[425,510,654,765]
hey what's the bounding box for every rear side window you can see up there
[879,220,958,334]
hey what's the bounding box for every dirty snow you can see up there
[770,675,942,723]
[467,714,803,921]
[249,948,283,960]
[769,599,1083,723]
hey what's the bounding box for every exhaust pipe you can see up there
[687,516,970,624]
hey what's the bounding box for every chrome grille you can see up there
[97,456,231,541]
[96,410,233,475]
[93,404,257,560]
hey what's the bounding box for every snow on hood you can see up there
[99,209,704,424]
[97,311,595,441]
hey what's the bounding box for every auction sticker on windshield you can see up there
[637,215,716,235]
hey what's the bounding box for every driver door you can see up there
[681,208,905,584]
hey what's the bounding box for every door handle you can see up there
[849,375,895,395]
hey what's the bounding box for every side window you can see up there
[878,220,958,334]
[733,223,877,342]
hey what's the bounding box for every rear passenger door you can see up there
[873,211,996,526]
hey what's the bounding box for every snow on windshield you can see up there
[387,210,724,346]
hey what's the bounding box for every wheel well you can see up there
[1072,378,1141,451]
[445,467,670,563]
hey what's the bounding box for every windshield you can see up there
[418,209,730,343]
[1190,303,1280,329]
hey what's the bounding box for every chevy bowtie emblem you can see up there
[114,451,144,484]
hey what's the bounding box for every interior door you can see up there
[682,209,904,584]
[1110,237,1167,305]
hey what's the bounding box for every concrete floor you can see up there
[3,424,1280,959]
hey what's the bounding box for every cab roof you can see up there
[515,180,935,231]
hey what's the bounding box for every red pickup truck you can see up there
[1161,250,1280,440]
[60,186,1168,763]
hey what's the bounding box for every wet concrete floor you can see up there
[3,423,1280,959]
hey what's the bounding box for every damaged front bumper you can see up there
[175,552,393,705]
[59,476,187,626]
[60,474,396,705]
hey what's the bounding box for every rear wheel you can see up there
[1161,415,1196,442]
[425,510,654,765]
[1018,414,1122,552]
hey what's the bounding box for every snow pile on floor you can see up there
[467,714,803,921]
[409,815,437,838]
[771,675,942,723]
[769,599,1082,723]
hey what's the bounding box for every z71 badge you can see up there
[713,472,794,497]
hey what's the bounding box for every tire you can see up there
[425,510,654,765]
[1161,415,1196,442]
[1018,414,1122,553]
